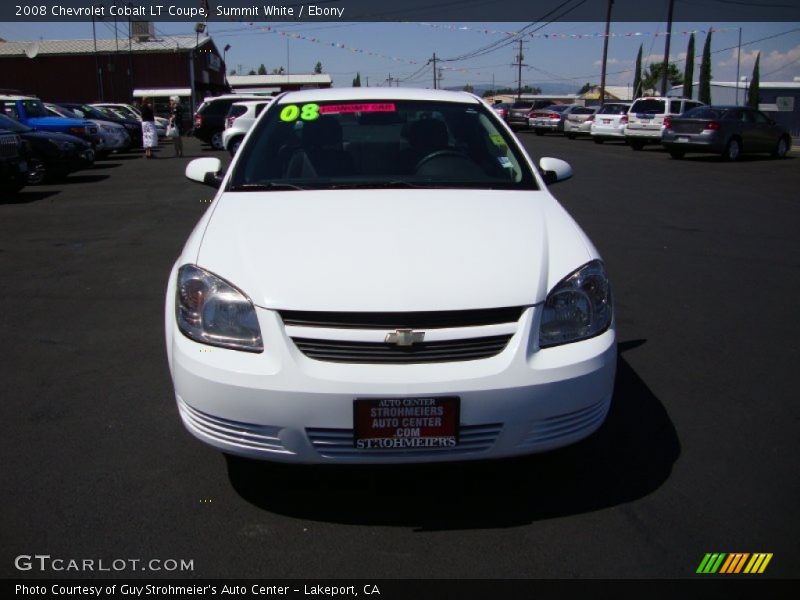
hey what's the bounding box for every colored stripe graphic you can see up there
[719,553,750,573]
[744,553,773,574]
[697,553,727,573]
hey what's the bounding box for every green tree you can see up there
[229,68,236,76]
[271,67,285,75]
[352,72,361,87]
[747,52,760,109]
[247,69,257,76]
[642,62,683,93]
[578,82,594,95]
[314,61,323,74]
[484,85,541,97]
[463,83,474,94]
[633,44,643,98]
[684,33,695,99]
[699,30,712,105]
[257,63,267,75]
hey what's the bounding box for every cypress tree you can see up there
[747,53,760,109]
[352,72,361,87]
[633,44,643,99]
[699,30,712,105]
[684,33,695,99]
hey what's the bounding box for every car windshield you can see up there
[511,102,533,109]
[71,105,110,120]
[229,99,537,191]
[0,113,31,133]
[21,99,50,118]
[631,99,666,114]
[549,105,571,113]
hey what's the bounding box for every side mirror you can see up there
[185,157,223,188]
[538,157,573,185]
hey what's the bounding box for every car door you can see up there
[749,110,778,152]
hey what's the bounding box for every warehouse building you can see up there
[0,23,227,111]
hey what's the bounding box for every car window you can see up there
[631,99,666,114]
[511,102,533,109]
[2,103,20,120]
[683,107,724,119]
[227,105,248,119]
[230,99,537,191]
[670,100,683,113]
[0,113,30,132]
[255,103,268,117]
[597,104,628,115]
[751,111,770,124]
[549,105,571,113]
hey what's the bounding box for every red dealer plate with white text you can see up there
[353,397,459,450]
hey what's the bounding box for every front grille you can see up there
[292,335,512,364]
[307,423,503,458]
[278,306,525,329]
[0,134,19,159]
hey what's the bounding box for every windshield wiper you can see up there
[228,182,306,192]
[327,181,431,189]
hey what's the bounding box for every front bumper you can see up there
[167,288,617,464]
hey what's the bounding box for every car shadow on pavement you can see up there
[2,190,60,204]
[226,342,680,530]
[60,174,110,185]
[91,163,122,170]
[677,154,795,163]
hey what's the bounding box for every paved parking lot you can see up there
[1,134,798,579]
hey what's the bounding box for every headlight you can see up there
[176,265,263,352]
[539,260,612,348]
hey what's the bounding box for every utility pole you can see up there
[735,27,742,105]
[513,39,527,99]
[599,0,614,107]
[660,0,675,97]
[432,53,437,89]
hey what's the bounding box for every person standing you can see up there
[169,96,184,157]
[140,97,158,159]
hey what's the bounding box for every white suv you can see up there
[624,97,704,150]
[222,99,272,155]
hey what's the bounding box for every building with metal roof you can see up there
[0,28,227,111]
[227,74,333,94]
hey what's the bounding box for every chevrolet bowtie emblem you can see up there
[384,329,425,346]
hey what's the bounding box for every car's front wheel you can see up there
[771,136,790,159]
[211,131,224,150]
[228,137,243,157]
[629,139,644,151]
[27,157,47,185]
[534,129,545,136]
[593,137,604,144]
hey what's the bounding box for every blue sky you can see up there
[2,21,798,90]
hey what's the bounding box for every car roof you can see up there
[231,100,272,107]
[0,95,36,100]
[278,87,481,105]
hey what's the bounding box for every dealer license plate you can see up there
[603,119,611,124]
[676,137,689,143]
[353,397,459,450]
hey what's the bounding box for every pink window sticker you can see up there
[319,103,397,115]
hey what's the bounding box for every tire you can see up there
[27,157,47,185]
[534,129,545,136]
[629,139,645,151]
[210,131,224,150]
[566,133,575,140]
[95,150,111,160]
[228,137,243,157]
[722,138,741,162]
[593,137,604,144]
[669,150,685,160]
[771,136,789,159]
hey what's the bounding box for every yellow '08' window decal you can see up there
[279,104,320,122]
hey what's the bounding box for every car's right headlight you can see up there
[539,260,612,348]
[176,264,263,353]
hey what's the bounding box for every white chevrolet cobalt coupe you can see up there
[166,88,616,463]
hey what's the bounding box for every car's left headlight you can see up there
[176,264,263,353]
[539,260,612,348]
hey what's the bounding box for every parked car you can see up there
[0,114,94,184]
[529,104,576,135]
[222,99,272,156]
[0,95,99,147]
[506,100,553,130]
[0,127,27,196]
[45,103,130,158]
[590,102,632,143]
[492,102,511,121]
[624,96,704,150]
[168,88,616,464]
[92,102,167,137]
[662,105,792,161]
[58,103,142,148]
[193,94,267,149]
[563,106,598,139]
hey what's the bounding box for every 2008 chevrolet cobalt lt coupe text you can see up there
[165,88,616,463]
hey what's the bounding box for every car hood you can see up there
[21,130,90,146]
[26,117,90,129]
[195,189,594,312]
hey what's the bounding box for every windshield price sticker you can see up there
[279,103,320,122]
[320,103,397,115]
[353,397,459,449]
